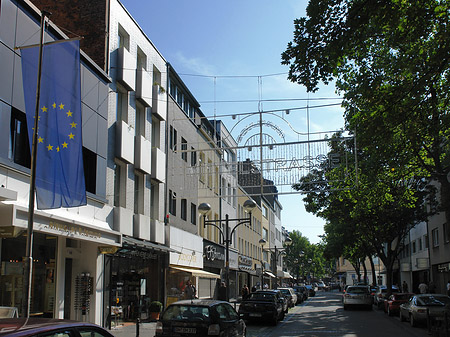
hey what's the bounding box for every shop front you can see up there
[0,200,121,323]
[237,255,256,296]
[104,236,171,328]
[167,227,219,305]
[203,240,225,299]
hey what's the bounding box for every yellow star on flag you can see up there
[62,142,68,148]
[47,144,53,151]
[41,106,48,112]
[59,103,64,110]
[70,122,77,128]
[38,137,44,143]
[57,147,60,152]
[52,102,56,109]
[66,110,73,117]
[69,133,75,140]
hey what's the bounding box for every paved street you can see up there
[106,290,431,337]
[246,291,430,337]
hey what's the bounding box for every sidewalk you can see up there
[107,322,157,337]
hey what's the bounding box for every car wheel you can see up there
[399,311,405,322]
[410,314,417,327]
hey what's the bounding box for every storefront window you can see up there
[0,232,56,317]
[166,269,194,306]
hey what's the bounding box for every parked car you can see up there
[399,294,450,327]
[238,290,286,325]
[293,286,308,302]
[373,285,400,309]
[305,284,316,297]
[155,299,246,337]
[384,293,414,316]
[278,287,298,307]
[0,318,114,336]
[342,285,373,310]
[316,281,327,291]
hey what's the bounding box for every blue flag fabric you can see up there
[21,40,86,209]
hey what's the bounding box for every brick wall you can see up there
[30,0,108,71]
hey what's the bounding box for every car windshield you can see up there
[162,305,210,322]
[249,292,276,301]
[347,287,368,294]
[381,288,399,293]
[417,295,450,306]
[279,289,290,295]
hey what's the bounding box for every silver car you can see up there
[343,285,372,310]
[399,294,450,327]
[278,287,298,307]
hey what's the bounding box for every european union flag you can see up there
[21,40,86,209]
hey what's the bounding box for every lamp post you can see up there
[198,199,256,302]
[259,236,292,289]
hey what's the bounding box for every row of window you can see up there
[238,238,262,261]
[168,189,197,225]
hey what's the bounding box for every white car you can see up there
[278,287,298,307]
[343,285,372,310]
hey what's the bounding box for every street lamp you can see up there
[259,236,292,289]
[198,199,256,301]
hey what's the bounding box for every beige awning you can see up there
[171,266,220,279]
[277,270,293,278]
[264,271,276,278]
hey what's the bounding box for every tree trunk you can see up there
[362,257,368,284]
[368,255,377,285]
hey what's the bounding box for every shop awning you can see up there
[264,271,276,278]
[171,266,220,279]
[122,236,177,253]
[277,271,293,278]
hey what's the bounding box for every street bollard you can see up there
[136,317,140,337]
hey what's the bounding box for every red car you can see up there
[384,293,414,316]
[0,318,114,336]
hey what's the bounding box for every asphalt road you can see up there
[246,290,431,337]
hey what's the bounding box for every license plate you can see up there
[174,327,196,333]
[250,313,262,317]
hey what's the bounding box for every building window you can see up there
[181,199,187,221]
[191,203,197,225]
[118,24,130,50]
[418,237,422,251]
[82,147,96,194]
[412,241,416,254]
[444,223,450,244]
[432,228,439,247]
[116,90,127,123]
[169,190,176,216]
[181,138,187,162]
[114,162,122,207]
[262,205,268,218]
[9,108,31,168]
[169,126,177,151]
[199,152,205,183]
[424,234,429,249]
[190,147,196,166]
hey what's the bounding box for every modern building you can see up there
[29,0,170,327]
[0,0,121,324]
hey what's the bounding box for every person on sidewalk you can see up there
[184,280,197,299]
[218,282,227,301]
[418,281,428,294]
[402,281,408,293]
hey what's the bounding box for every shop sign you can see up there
[437,263,450,273]
[238,255,252,267]
[44,221,102,239]
[204,245,225,262]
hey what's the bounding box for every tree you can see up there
[282,0,450,225]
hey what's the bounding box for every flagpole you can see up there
[23,10,51,318]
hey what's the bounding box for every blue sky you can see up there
[121,0,345,244]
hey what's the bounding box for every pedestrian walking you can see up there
[183,280,197,299]
[241,284,249,300]
[218,282,227,301]
[402,281,408,293]
[418,281,428,294]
